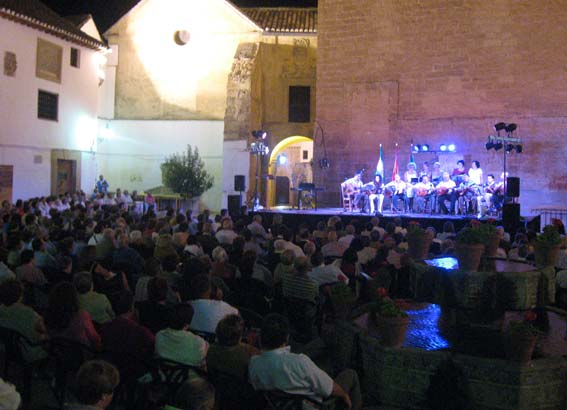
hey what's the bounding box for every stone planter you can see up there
[534,243,560,268]
[504,334,538,363]
[455,243,485,272]
[407,234,433,260]
[370,314,410,348]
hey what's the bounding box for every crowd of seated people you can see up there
[0,192,565,409]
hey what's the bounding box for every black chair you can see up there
[0,326,47,402]
[283,297,319,344]
[262,389,342,410]
[144,357,207,409]
[48,337,97,409]
[209,368,264,410]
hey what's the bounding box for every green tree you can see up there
[160,145,214,199]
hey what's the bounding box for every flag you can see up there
[392,143,399,181]
[376,144,384,178]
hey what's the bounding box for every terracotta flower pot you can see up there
[505,334,538,362]
[372,314,410,348]
[455,243,485,272]
[407,234,433,260]
[534,243,561,268]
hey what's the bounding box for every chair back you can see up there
[152,357,206,399]
[209,368,264,410]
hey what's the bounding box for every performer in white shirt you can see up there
[435,172,457,214]
[468,160,483,186]
[368,174,385,214]
[385,174,407,212]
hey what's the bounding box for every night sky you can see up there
[42,0,317,33]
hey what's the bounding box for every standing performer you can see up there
[431,162,443,185]
[404,162,418,212]
[452,160,467,176]
[368,173,385,214]
[419,161,431,181]
[468,160,483,186]
[436,172,457,215]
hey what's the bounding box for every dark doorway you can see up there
[56,159,76,195]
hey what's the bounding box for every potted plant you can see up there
[455,227,486,272]
[368,288,409,348]
[406,221,434,260]
[504,310,542,363]
[327,281,356,320]
[534,225,562,267]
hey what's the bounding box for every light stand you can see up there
[248,131,270,211]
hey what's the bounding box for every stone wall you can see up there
[316,0,567,210]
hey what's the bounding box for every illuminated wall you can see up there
[0,17,102,200]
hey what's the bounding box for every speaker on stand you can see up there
[506,177,520,197]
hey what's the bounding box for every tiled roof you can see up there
[240,7,317,34]
[65,14,93,28]
[0,0,106,49]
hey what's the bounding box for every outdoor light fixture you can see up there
[506,144,514,153]
[515,145,523,153]
[494,122,506,132]
[251,130,267,140]
[439,144,447,152]
[413,145,420,153]
[278,154,287,165]
[422,144,429,151]
[447,144,456,152]
[485,140,494,150]
[505,123,517,133]
[493,142,503,151]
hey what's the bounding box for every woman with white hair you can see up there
[0,379,20,410]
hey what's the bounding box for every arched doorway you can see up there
[267,136,313,208]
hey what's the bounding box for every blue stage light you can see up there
[413,145,420,153]
[439,144,447,152]
[422,144,429,151]
[448,144,456,152]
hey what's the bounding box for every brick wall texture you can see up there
[315,0,567,210]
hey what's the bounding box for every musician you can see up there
[368,173,385,214]
[468,160,483,186]
[343,171,365,211]
[431,161,443,185]
[452,160,466,176]
[477,174,496,217]
[413,175,434,212]
[436,172,457,215]
[404,162,418,212]
[385,174,407,212]
[456,174,478,215]
[491,172,508,211]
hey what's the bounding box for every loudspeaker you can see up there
[234,175,245,192]
[503,203,521,235]
[227,195,241,218]
[506,177,520,197]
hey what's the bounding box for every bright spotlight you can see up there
[448,144,456,152]
[422,144,429,151]
[278,154,287,165]
[439,144,447,152]
[413,145,420,153]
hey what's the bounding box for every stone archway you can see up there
[267,135,313,208]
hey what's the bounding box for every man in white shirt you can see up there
[435,172,457,215]
[189,275,239,334]
[338,224,356,248]
[249,313,361,410]
[308,251,349,287]
[247,214,268,239]
[215,218,239,245]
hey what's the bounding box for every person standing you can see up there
[96,175,109,194]
[468,160,483,186]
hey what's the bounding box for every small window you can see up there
[36,38,62,83]
[70,48,80,68]
[302,150,309,160]
[38,90,58,121]
[289,86,310,123]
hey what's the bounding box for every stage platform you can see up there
[254,207,501,234]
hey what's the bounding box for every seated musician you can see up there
[343,171,364,211]
[490,172,508,211]
[385,174,407,212]
[478,174,496,216]
[413,175,434,212]
[368,173,385,214]
[404,162,418,212]
[456,174,478,215]
[435,172,457,215]
[431,161,443,185]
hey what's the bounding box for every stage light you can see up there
[494,142,503,151]
[448,144,456,152]
[506,144,514,153]
[278,154,287,165]
[494,122,506,132]
[516,145,523,153]
[485,140,494,150]
[422,144,429,151]
[413,145,420,153]
[439,144,447,152]
[505,123,517,133]
[251,130,267,139]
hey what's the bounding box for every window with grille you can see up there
[289,86,310,123]
[38,90,58,121]
[70,48,80,68]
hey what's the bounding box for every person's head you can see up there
[442,221,455,234]
[168,303,195,330]
[260,313,290,350]
[303,241,316,257]
[374,173,383,184]
[0,280,23,306]
[147,277,168,303]
[310,251,324,267]
[422,161,429,170]
[407,162,416,171]
[422,175,430,184]
[73,272,93,295]
[252,214,262,224]
[99,175,104,181]
[293,256,311,276]
[215,314,244,347]
[19,249,35,265]
[74,360,119,409]
[280,249,295,266]
[0,378,21,410]
[117,234,129,248]
[212,246,228,263]
[443,172,451,181]
[354,172,362,181]
[190,274,211,300]
[457,160,465,169]
[394,174,401,182]
[472,160,480,169]
[114,291,134,316]
[487,174,495,183]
